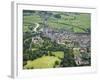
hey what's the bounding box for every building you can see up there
[41,27,90,48]
[32,35,43,44]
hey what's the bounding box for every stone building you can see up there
[41,27,90,48]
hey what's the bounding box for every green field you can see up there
[24,56,61,69]
[23,10,91,69]
[23,11,90,33]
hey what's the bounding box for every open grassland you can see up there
[23,11,90,33]
[24,56,61,69]
[23,11,91,69]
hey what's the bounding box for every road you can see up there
[24,23,40,44]
[33,23,40,32]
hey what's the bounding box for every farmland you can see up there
[23,10,91,69]
[23,11,90,33]
[24,56,61,69]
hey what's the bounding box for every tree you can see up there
[55,61,59,65]
[23,61,27,66]
[54,14,61,23]
[86,28,91,33]
[60,48,76,67]
[54,14,61,19]
[23,10,35,16]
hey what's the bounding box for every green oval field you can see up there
[24,56,61,69]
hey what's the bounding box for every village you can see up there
[23,10,91,69]
[32,27,91,66]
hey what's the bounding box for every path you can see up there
[24,23,40,44]
[33,23,40,32]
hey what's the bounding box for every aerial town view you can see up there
[23,10,91,69]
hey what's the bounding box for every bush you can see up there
[54,14,61,19]
[23,61,27,66]
[55,61,59,65]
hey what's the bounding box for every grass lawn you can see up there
[51,51,64,59]
[24,56,61,69]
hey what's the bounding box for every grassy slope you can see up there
[47,13,90,32]
[23,11,90,69]
[24,56,61,69]
[23,12,90,33]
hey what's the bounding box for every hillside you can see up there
[23,10,91,33]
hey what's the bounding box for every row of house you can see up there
[41,27,90,48]
[41,27,91,66]
[31,27,91,66]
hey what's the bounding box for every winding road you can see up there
[24,23,40,44]
[33,23,40,32]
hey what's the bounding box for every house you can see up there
[32,36,43,44]
[41,27,90,48]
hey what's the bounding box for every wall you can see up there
[0,0,99,80]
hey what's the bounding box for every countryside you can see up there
[23,10,91,69]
